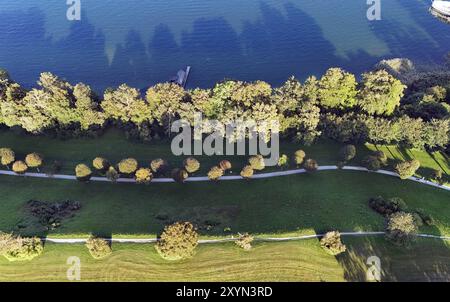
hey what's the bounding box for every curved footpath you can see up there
[0,165,449,191]
[44,231,450,244]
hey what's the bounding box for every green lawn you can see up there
[0,238,448,282]
[0,170,449,239]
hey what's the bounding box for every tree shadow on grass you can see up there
[336,226,450,281]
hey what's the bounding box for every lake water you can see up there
[0,0,449,93]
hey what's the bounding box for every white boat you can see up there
[432,0,450,16]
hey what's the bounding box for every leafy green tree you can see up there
[386,212,418,246]
[155,222,199,260]
[358,70,405,116]
[294,150,306,166]
[151,158,169,175]
[73,83,105,130]
[0,148,15,168]
[304,159,318,172]
[25,153,43,171]
[363,155,381,171]
[85,236,112,259]
[0,235,43,262]
[105,166,119,182]
[277,154,289,168]
[249,155,265,171]
[92,157,109,172]
[318,68,358,109]
[12,161,28,174]
[118,158,139,175]
[207,166,224,181]
[135,168,153,184]
[240,165,254,179]
[102,84,150,125]
[395,159,420,180]
[0,68,9,80]
[75,164,92,181]
[235,233,254,250]
[184,157,200,174]
[320,231,346,255]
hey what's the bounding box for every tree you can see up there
[92,157,109,172]
[25,153,43,171]
[171,168,188,183]
[73,83,105,130]
[105,166,119,182]
[0,148,15,169]
[294,150,306,166]
[0,233,43,262]
[358,70,405,116]
[240,166,254,179]
[135,168,153,184]
[184,157,200,174]
[320,231,346,255]
[85,236,112,259]
[235,233,254,250]
[374,151,388,166]
[386,212,418,246]
[0,68,9,80]
[395,159,420,180]
[219,160,232,171]
[318,68,358,109]
[118,158,139,175]
[155,222,199,261]
[102,84,150,125]
[363,155,381,171]
[277,154,289,168]
[207,166,224,181]
[339,145,356,162]
[304,159,318,172]
[249,155,265,171]
[151,158,169,175]
[12,161,28,174]
[75,164,92,181]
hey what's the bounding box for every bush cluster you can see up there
[320,231,347,255]
[0,233,43,262]
[235,233,254,250]
[155,222,199,261]
[85,236,112,259]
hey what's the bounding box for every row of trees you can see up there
[2,67,446,149]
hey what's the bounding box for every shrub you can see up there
[0,148,15,168]
[151,158,169,175]
[12,160,28,174]
[386,212,418,246]
[431,169,443,184]
[135,168,153,184]
[75,164,92,181]
[219,160,232,171]
[0,234,43,262]
[277,154,289,168]
[369,196,408,216]
[249,155,265,170]
[25,153,43,171]
[304,158,318,172]
[184,157,200,174]
[235,233,254,250]
[85,236,112,259]
[240,165,254,179]
[105,166,119,182]
[294,150,306,166]
[339,145,356,162]
[92,157,109,171]
[395,159,420,180]
[155,222,199,261]
[363,155,381,171]
[320,231,347,255]
[118,158,139,175]
[172,168,188,183]
[207,166,224,181]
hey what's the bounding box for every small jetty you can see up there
[170,66,191,88]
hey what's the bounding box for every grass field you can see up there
[0,238,448,282]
